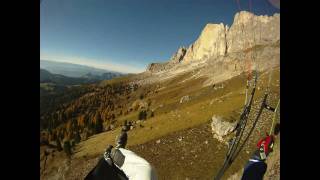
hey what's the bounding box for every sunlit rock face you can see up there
[145,11,280,85]
[170,47,187,64]
[183,11,280,63]
[226,11,280,54]
[183,23,227,63]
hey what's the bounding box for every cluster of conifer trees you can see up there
[40,81,139,155]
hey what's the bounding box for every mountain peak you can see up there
[146,11,280,79]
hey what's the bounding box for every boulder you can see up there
[211,116,237,142]
[180,95,191,103]
[131,100,148,110]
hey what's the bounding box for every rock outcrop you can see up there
[179,95,190,103]
[131,99,149,110]
[146,47,187,72]
[226,11,280,53]
[147,11,280,72]
[183,23,227,62]
[146,62,168,72]
[183,11,279,63]
[142,11,280,88]
[170,47,187,63]
[211,116,237,143]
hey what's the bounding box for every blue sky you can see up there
[40,0,280,73]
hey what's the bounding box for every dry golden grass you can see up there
[99,73,137,86]
[74,67,279,160]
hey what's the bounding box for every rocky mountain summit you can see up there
[146,46,187,72]
[183,23,227,63]
[226,11,280,54]
[144,11,280,86]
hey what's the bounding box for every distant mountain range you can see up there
[40,68,124,88]
[40,68,122,115]
[40,69,97,85]
[40,60,122,78]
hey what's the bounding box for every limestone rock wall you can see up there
[183,23,227,62]
[146,11,280,76]
[226,11,280,53]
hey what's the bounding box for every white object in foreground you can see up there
[118,148,158,180]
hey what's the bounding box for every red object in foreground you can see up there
[256,134,275,155]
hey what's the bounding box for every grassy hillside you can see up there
[41,66,280,180]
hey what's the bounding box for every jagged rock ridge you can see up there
[146,11,280,73]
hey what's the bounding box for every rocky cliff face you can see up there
[146,47,187,72]
[183,23,227,63]
[226,11,280,53]
[146,62,168,72]
[147,11,280,73]
[170,47,187,63]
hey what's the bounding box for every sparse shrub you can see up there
[138,110,147,120]
[147,99,152,106]
[74,131,81,143]
[133,102,140,111]
[63,140,72,156]
[51,131,57,142]
[93,113,104,134]
[71,140,75,147]
[56,138,62,151]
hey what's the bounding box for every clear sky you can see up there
[40,0,280,73]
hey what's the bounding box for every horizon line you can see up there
[39,54,146,74]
